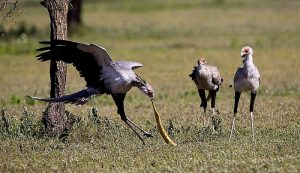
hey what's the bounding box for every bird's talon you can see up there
[144,133,153,138]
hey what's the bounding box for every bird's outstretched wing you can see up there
[115,61,143,70]
[36,40,114,88]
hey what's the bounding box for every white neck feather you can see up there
[243,54,254,65]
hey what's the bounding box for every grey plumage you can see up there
[27,40,154,144]
[190,58,222,128]
[115,61,143,70]
[230,46,260,142]
[233,52,260,93]
[190,58,222,90]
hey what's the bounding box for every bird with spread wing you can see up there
[27,40,155,144]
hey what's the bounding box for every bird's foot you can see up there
[143,132,153,138]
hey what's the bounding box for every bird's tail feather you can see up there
[26,88,99,106]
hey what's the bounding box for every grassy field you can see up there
[1,0,300,172]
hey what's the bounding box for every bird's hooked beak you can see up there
[137,83,154,99]
[145,83,154,99]
[241,52,248,58]
[241,50,249,58]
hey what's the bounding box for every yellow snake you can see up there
[151,100,177,146]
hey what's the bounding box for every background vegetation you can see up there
[0,0,299,172]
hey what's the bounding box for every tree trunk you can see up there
[41,0,68,137]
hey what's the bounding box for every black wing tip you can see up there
[36,54,42,58]
[37,57,48,61]
[35,51,51,60]
[36,46,51,52]
[39,41,51,44]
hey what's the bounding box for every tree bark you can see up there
[41,0,68,137]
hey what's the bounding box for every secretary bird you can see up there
[230,46,260,142]
[189,58,222,128]
[27,40,155,144]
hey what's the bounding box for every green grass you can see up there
[0,0,300,172]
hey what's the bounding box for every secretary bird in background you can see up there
[230,46,260,142]
[27,40,154,144]
[189,58,223,129]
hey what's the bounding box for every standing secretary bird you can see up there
[27,40,154,144]
[189,58,222,129]
[230,46,260,142]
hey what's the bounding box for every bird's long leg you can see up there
[126,118,153,137]
[230,91,241,140]
[112,93,152,145]
[210,90,217,131]
[198,89,207,127]
[250,92,257,142]
[123,120,146,145]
